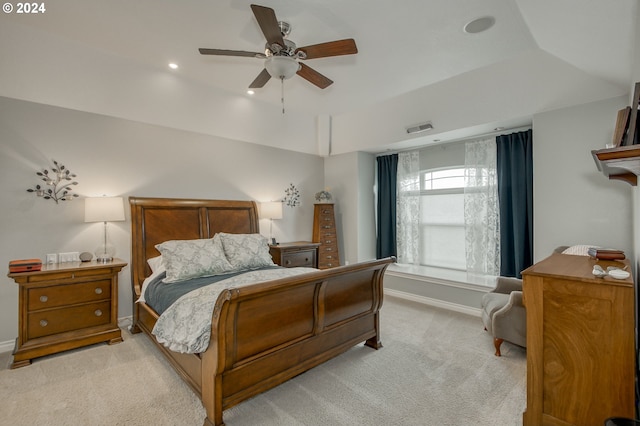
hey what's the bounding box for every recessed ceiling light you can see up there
[464,16,495,34]
[168,63,179,70]
[247,90,255,95]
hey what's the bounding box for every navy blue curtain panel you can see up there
[376,154,398,259]
[497,130,533,278]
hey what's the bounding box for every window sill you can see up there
[386,263,496,290]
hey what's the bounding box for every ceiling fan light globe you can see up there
[265,56,299,80]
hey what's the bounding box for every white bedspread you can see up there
[152,267,317,354]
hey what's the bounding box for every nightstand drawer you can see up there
[282,250,317,268]
[28,279,111,311]
[24,267,112,283]
[27,301,111,339]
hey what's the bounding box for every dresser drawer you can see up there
[28,279,111,311]
[27,301,111,339]
[282,250,317,268]
[318,254,338,269]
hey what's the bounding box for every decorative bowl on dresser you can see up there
[7,259,127,368]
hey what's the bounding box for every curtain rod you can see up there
[375,124,532,157]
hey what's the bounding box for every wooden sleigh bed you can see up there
[129,197,394,426]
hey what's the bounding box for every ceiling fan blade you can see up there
[297,38,358,59]
[249,68,271,88]
[250,4,284,47]
[199,48,262,58]
[297,63,333,89]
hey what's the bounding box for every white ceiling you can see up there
[0,0,637,155]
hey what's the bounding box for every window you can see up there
[398,165,493,272]
[419,168,466,270]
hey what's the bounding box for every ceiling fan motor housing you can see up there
[265,38,299,58]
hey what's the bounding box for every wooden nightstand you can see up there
[269,242,320,268]
[7,259,127,369]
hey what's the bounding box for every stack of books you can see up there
[587,247,626,260]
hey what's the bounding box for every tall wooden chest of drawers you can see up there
[7,259,127,368]
[522,253,635,426]
[312,203,340,269]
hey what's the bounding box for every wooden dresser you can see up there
[8,259,126,368]
[269,242,320,268]
[312,203,340,269]
[522,253,635,426]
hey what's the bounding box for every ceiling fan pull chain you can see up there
[281,77,285,114]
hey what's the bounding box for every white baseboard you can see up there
[384,288,482,317]
[0,339,14,354]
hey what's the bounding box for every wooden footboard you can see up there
[202,258,393,426]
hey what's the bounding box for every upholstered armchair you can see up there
[481,276,526,356]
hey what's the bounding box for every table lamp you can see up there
[261,201,283,245]
[84,196,125,262]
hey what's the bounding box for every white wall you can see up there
[323,151,377,266]
[633,2,640,284]
[533,95,632,261]
[0,96,324,346]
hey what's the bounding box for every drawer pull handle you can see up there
[322,210,330,214]
[326,256,333,259]
[39,295,48,303]
[40,319,48,327]
[327,263,333,267]
[325,240,332,244]
[305,258,309,262]
[325,248,333,251]
[285,260,291,265]
[322,225,331,229]
[324,218,331,221]
[94,309,103,317]
[95,288,103,295]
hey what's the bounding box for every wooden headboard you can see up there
[129,197,259,297]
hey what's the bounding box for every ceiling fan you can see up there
[199,4,358,90]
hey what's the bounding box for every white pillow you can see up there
[562,245,598,256]
[218,232,275,271]
[155,235,234,283]
[147,255,165,273]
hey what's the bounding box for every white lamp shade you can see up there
[261,202,283,220]
[265,56,300,80]
[85,197,125,222]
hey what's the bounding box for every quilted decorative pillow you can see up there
[155,236,234,283]
[218,232,275,271]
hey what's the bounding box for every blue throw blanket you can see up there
[144,266,282,315]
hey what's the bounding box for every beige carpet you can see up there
[0,296,526,426]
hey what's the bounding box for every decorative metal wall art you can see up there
[27,160,79,204]
[283,183,300,208]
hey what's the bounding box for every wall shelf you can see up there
[592,145,640,186]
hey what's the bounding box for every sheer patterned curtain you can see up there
[396,150,420,264]
[464,138,500,277]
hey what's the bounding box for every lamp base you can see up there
[95,253,113,263]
